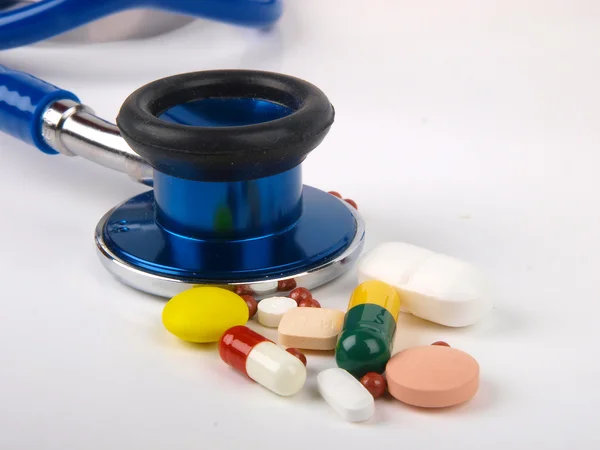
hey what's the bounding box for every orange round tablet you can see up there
[386,345,479,408]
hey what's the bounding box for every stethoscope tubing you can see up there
[0,64,153,184]
[0,0,282,50]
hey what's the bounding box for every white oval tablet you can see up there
[257,297,297,327]
[357,242,492,327]
[317,368,375,422]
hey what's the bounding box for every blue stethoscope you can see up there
[0,0,365,298]
[0,0,282,49]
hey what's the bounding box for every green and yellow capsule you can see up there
[335,280,401,378]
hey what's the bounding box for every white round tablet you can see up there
[251,281,279,296]
[257,297,297,327]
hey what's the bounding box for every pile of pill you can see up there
[161,240,491,422]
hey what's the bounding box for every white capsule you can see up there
[246,341,306,396]
[317,368,375,422]
[357,242,492,327]
[257,297,297,327]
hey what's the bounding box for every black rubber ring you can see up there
[116,70,335,181]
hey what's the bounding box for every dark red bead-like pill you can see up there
[235,285,253,295]
[240,295,258,319]
[298,298,321,308]
[360,372,387,399]
[344,199,358,210]
[278,279,297,291]
[289,287,312,305]
[286,348,307,366]
[432,341,451,347]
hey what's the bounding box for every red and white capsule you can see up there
[219,326,307,396]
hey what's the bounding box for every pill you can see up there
[357,242,492,327]
[162,287,248,343]
[257,297,297,327]
[240,295,258,319]
[251,281,279,296]
[219,326,307,396]
[278,307,345,350]
[360,372,387,399]
[277,279,297,291]
[386,345,479,408]
[285,348,307,366]
[344,198,358,210]
[335,280,401,378]
[234,285,254,295]
[328,191,342,198]
[289,287,312,304]
[298,298,321,308]
[317,368,375,422]
[432,341,450,347]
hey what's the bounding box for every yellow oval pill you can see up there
[162,287,249,343]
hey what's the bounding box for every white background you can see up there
[1,1,599,448]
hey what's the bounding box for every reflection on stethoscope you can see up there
[0,2,365,297]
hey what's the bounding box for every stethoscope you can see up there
[0,0,282,49]
[0,1,365,298]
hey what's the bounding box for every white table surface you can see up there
[1,1,599,448]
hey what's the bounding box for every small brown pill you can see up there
[289,287,312,305]
[234,285,253,295]
[240,295,258,319]
[344,199,358,210]
[285,348,307,366]
[360,372,387,399]
[277,279,297,291]
[298,298,321,308]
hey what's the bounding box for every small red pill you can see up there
[432,341,451,347]
[298,298,321,308]
[240,295,258,319]
[277,279,297,291]
[286,348,307,366]
[360,372,387,399]
[289,287,312,304]
[344,198,358,210]
[235,285,253,295]
[328,191,342,198]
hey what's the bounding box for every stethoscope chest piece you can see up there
[95,70,365,297]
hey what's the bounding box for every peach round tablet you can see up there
[386,345,479,408]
